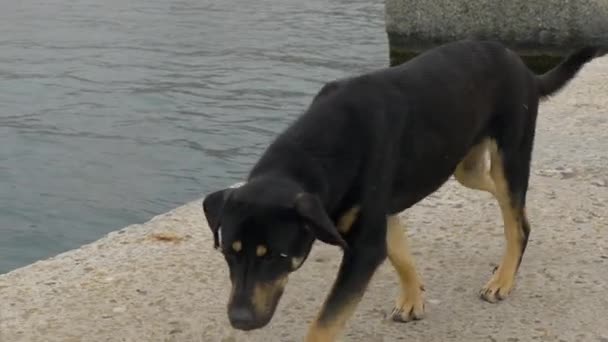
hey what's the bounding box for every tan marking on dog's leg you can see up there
[252,276,288,317]
[386,215,425,322]
[306,300,358,342]
[480,149,525,303]
[336,206,360,234]
[454,139,496,194]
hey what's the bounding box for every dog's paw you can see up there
[390,291,425,322]
[480,272,514,303]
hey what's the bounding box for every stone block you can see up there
[385,0,608,72]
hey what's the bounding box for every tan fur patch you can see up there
[386,215,425,321]
[256,245,267,257]
[454,138,497,194]
[336,206,360,234]
[251,276,288,316]
[232,240,242,252]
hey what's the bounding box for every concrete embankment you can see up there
[1,56,607,342]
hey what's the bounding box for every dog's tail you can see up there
[537,46,606,98]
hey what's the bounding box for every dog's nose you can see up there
[228,306,257,330]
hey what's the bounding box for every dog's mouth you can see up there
[228,276,287,331]
[228,303,278,331]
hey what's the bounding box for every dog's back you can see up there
[256,41,526,212]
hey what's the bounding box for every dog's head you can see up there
[202,178,347,331]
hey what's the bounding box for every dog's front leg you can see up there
[306,216,387,342]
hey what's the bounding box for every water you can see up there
[0,0,387,273]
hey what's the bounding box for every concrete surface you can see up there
[1,58,607,342]
[385,0,608,69]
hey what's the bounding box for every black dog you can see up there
[203,40,602,341]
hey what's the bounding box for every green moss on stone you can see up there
[519,55,563,74]
[389,48,419,67]
[389,47,563,74]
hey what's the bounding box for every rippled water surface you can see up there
[0,0,387,272]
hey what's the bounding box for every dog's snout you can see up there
[228,306,257,331]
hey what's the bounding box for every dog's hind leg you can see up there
[386,215,425,322]
[455,137,532,303]
[479,143,532,302]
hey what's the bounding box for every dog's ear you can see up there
[202,188,232,249]
[294,193,348,250]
